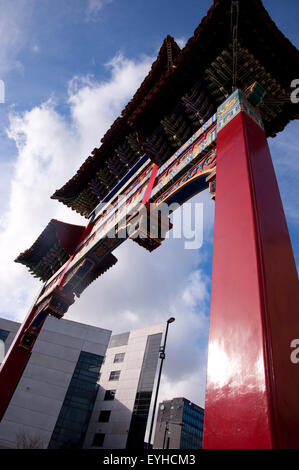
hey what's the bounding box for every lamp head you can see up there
[167,317,175,324]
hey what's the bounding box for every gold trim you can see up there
[154,157,216,206]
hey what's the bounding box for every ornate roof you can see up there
[15,220,85,282]
[51,0,299,217]
[73,253,118,297]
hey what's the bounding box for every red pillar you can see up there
[0,304,39,421]
[203,90,299,449]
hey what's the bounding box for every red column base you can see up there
[203,92,299,449]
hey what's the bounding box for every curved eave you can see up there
[51,0,299,216]
[128,0,299,132]
[51,37,181,210]
[15,219,86,281]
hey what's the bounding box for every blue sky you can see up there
[0,0,298,411]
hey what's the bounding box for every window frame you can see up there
[104,389,116,401]
[113,352,125,363]
[92,433,105,447]
[98,410,111,423]
[109,370,121,381]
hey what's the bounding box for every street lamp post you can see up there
[147,317,175,448]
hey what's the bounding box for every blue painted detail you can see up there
[88,154,148,220]
[32,309,48,328]
[164,174,208,207]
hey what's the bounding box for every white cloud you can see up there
[31,44,40,54]
[0,0,34,76]
[0,0,113,77]
[174,37,187,49]
[68,230,212,418]
[0,0,297,441]
[0,49,215,411]
[85,0,113,22]
[0,53,153,320]
[68,54,154,148]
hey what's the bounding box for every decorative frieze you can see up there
[217,89,264,132]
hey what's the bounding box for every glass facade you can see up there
[0,329,9,342]
[180,403,204,449]
[153,398,205,449]
[126,333,162,449]
[109,332,130,348]
[48,351,104,449]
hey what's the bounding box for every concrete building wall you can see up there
[0,317,164,449]
[153,397,205,449]
[0,318,20,361]
[153,398,184,449]
[0,316,111,449]
[84,324,164,449]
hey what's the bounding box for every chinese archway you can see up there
[1,0,299,449]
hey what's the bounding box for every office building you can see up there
[83,324,163,449]
[153,397,204,449]
[0,317,163,449]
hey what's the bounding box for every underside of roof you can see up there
[15,220,85,282]
[72,253,118,297]
[50,0,298,217]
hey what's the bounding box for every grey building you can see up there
[84,324,163,449]
[153,397,204,449]
[0,317,163,449]
[0,316,111,449]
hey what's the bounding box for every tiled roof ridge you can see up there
[51,36,181,202]
[51,0,299,213]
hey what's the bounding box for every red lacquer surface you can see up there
[0,305,38,421]
[203,111,299,448]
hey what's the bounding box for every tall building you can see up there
[153,397,204,449]
[0,317,163,449]
[83,325,163,449]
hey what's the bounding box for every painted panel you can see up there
[36,115,217,305]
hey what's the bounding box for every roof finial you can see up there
[231,0,239,91]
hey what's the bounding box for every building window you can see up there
[104,390,116,401]
[126,333,162,449]
[0,329,9,363]
[48,351,104,449]
[109,370,120,381]
[98,410,111,422]
[109,332,130,348]
[113,352,125,363]
[0,329,9,342]
[92,433,105,447]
